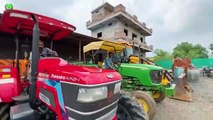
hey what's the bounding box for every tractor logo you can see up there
[106,74,114,78]
[50,74,80,82]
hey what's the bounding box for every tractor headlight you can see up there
[114,82,121,94]
[77,86,108,103]
[150,70,162,84]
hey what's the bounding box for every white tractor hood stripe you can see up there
[0,78,14,84]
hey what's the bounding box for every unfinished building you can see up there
[87,2,153,57]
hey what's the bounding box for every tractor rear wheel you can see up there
[117,91,148,120]
[0,103,10,120]
[152,91,165,102]
[132,91,157,120]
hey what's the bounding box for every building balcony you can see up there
[141,43,153,52]
[86,20,91,27]
[132,41,153,52]
[113,32,153,52]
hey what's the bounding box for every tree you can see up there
[172,42,208,58]
[153,49,172,61]
[209,43,213,54]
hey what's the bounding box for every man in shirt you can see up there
[28,39,58,80]
[29,39,58,61]
[104,52,115,69]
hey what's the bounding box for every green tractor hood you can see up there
[118,63,163,86]
[119,63,163,71]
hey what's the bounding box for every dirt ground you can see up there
[153,76,213,120]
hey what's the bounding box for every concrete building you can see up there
[86,2,153,57]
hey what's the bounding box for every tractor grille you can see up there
[39,87,55,108]
[61,81,119,120]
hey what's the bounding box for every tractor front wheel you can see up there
[0,103,10,120]
[132,91,157,120]
[117,91,148,120]
[152,91,166,102]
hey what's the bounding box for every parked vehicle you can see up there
[0,9,147,120]
[81,40,176,119]
[202,66,213,78]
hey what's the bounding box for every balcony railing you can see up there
[113,33,153,51]
[86,20,91,27]
[133,41,153,51]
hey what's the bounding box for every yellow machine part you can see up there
[161,74,169,86]
[0,59,29,81]
[152,92,161,99]
[97,61,103,68]
[129,56,139,63]
[137,98,149,113]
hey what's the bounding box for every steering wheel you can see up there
[113,61,121,70]
[121,56,129,63]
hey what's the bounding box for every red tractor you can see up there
[0,9,147,120]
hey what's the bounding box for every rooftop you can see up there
[87,2,152,36]
[91,2,114,13]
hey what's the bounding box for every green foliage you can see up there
[172,42,208,58]
[153,49,172,61]
[210,43,213,54]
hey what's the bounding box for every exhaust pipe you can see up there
[29,14,40,109]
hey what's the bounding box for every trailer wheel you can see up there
[0,103,10,120]
[117,91,148,120]
[152,91,165,102]
[132,91,157,120]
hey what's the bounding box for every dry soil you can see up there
[153,76,213,120]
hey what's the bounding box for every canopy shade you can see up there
[83,40,126,53]
[0,9,76,40]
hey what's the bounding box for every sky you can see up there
[0,0,212,56]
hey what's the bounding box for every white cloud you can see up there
[0,1,7,13]
[0,0,212,57]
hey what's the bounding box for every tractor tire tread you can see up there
[132,90,157,120]
[0,103,10,120]
[117,91,148,120]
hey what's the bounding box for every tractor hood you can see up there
[120,63,163,70]
[38,58,121,85]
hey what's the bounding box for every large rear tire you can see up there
[0,103,10,120]
[117,91,148,120]
[152,91,165,102]
[132,91,157,120]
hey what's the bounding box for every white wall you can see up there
[90,19,149,56]
[91,20,146,44]
[91,19,120,40]
[92,8,105,22]
[120,22,146,43]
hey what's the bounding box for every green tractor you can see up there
[79,40,175,119]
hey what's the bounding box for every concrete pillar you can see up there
[50,41,53,49]
[79,40,81,61]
